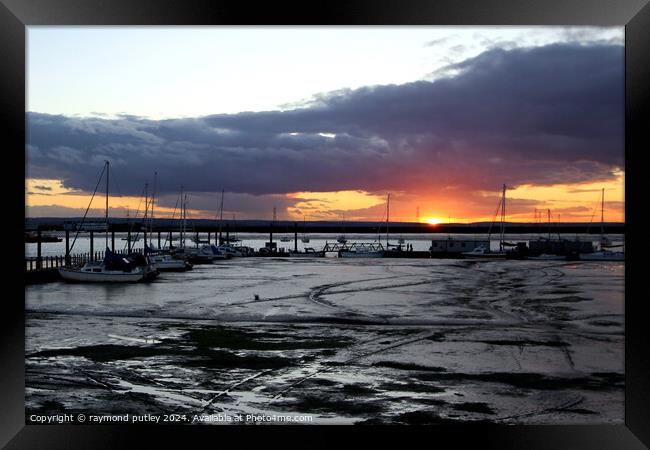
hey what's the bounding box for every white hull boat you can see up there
[58,259,157,283]
[216,244,243,257]
[150,254,192,271]
[527,253,567,261]
[579,250,624,261]
[462,246,507,259]
[59,266,147,282]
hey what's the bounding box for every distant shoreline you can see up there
[25,217,625,235]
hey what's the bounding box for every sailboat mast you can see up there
[179,185,184,248]
[601,188,605,237]
[144,182,149,251]
[500,184,506,251]
[386,193,390,246]
[183,194,187,247]
[151,171,157,234]
[105,160,109,250]
[219,189,224,244]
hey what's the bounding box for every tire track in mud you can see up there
[492,393,585,423]
[202,369,275,411]
[268,330,443,401]
[306,275,422,318]
[196,329,418,414]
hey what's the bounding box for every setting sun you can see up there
[425,218,442,225]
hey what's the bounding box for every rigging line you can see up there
[584,195,601,237]
[487,193,502,241]
[130,183,149,246]
[161,189,181,249]
[69,164,107,254]
[122,184,146,252]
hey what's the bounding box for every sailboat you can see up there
[146,175,193,272]
[301,216,310,243]
[527,209,566,261]
[580,188,624,261]
[463,184,508,258]
[58,161,159,282]
[336,213,348,244]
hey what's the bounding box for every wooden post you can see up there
[36,230,42,270]
[158,231,161,249]
[111,231,115,251]
[89,231,94,261]
[207,231,211,244]
[65,230,70,265]
[127,230,132,253]
[144,226,148,254]
[294,222,298,253]
[169,231,172,249]
[269,223,273,245]
[196,231,199,248]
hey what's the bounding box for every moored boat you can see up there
[579,250,624,261]
[59,247,158,282]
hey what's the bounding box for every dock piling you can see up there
[89,231,94,261]
[36,230,42,270]
[65,230,70,265]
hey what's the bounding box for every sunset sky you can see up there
[26,27,625,223]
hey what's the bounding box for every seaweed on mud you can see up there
[452,402,495,415]
[546,289,581,295]
[528,295,592,304]
[444,311,493,320]
[341,384,378,395]
[562,408,598,415]
[27,344,180,362]
[378,382,445,394]
[372,361,447,372]
[411,372,624,391]
[186,326,353,351]
[28,344,295,370]
[183,351,294,370]
[588,320,621,327]
[277,395,385,415]
[392,410,472,425]
[481,340,567,348]
[425,333,446,342]
[389,396,447,407]
[303,378,339,387]
[34,400,66,413]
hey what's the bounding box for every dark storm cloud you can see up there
[27,43,623,197]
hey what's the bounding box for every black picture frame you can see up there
[2,0,648,447]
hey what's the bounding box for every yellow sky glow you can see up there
[26,175,625,223]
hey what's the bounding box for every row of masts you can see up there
[83,161,614,256]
